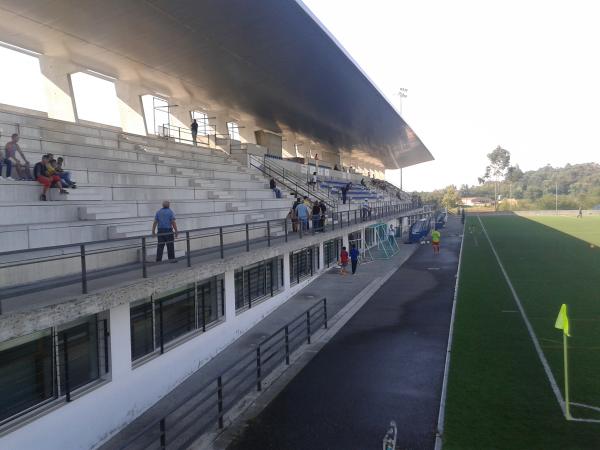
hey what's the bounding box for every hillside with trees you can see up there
[416,162,600,210]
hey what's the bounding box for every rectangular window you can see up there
[191,110,210,136]
[141,94,169,135]
[0,315,108,426]
[365,228,375,247]
[130,300,155,361]
[227,121,240,141]
[197,277,225,329]
[348,231,362,250]
[234,257,283,311]
[0,330,54,423]
[324,238,343,267]
[131,277,226,362]
[57,316,100,393]
[0,44,46,112]
[289,246,319,286]
[155,285,196,347]
[71,71,120,127]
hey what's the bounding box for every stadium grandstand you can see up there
[0,1,433,449]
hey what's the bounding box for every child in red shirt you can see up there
[340,246,349,276]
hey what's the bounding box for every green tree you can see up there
[441,185,461,209]
[480,145,511,210]
[506,164,524,183]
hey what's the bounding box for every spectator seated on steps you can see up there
[269,177,282,198]
[33,154,68,201]
[55,157,77,189]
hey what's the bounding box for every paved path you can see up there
[99,238,419,450]
[227,217,463,450]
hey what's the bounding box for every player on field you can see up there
[431,228,441,255]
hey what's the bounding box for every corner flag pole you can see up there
[563,330,571,420]
[555,304,571,420]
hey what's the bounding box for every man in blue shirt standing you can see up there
[152,200,178,262]
[350,245,360,274]
[295,201,310,232]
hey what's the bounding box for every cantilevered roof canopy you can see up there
[0,0,433,169]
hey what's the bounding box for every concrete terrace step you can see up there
[0,205,290,252]
[0,198,292,227]
[245,213,265,222]
[0,111,223,162]
[57,168,265,191]
[0,182,278,203]
[107,211,283,239]
[48,189,104,201]
[78,205,140,221]
[0,111,241,170]
[208,192,235,200]
[18,148,249,182]
[16,135,228,169]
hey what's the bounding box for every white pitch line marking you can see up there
[572,402,600,413]
[477,215,567,417]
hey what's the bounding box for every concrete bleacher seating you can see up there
[318,179,383,202]
[252,154,394,209]
[0,110,294,287]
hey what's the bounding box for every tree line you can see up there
[415,146,600,210]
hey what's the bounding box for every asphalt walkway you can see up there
[226,217,463,450]
[100,235,419,450]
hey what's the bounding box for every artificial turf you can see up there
[442,214,600,450]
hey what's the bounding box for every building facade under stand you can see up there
[0,1,434,449]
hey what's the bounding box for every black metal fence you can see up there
[115,298,328,450]
[0,203,424,308]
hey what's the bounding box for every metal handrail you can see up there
[115,298,327,450]
[158,123,210,146]
[260,154,337,202]
[0,204,429,304]
[249,154,337,211]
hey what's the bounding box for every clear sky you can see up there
[302,0,600,192]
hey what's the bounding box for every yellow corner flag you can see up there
[555,304,572,420]
[555,304,570,337]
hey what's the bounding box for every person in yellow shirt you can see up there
[431,229,441,255]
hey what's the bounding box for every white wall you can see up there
[0,260,323,450]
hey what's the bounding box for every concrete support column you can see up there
[224,269,236,323]
[342,233,350,251]
[214,113,228,137]
[115,81,147,136]
[318,242,325,271]
[362,227,367,250]
[109,304,132,378]
[38,55,76,122]
[283,251,291,290]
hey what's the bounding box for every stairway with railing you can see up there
[248,154,338,211]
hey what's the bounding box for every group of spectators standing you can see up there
[289,196,327,233]
[0,133,77,200]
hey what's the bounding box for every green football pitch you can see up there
[442,214,600,450]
